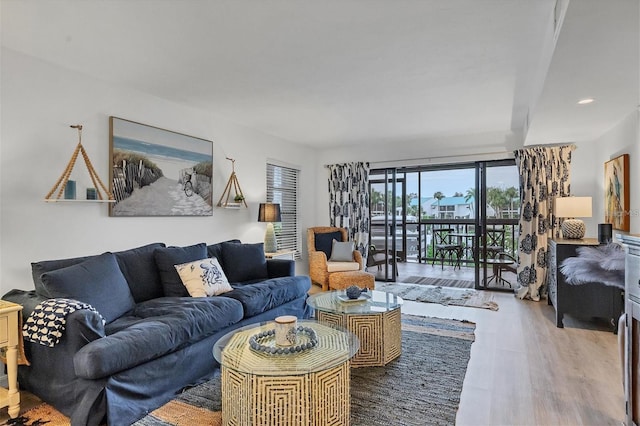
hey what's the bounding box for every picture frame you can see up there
[109,117,214,216]
[604,153,630,231]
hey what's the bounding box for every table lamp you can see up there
[258,203,282,253]
[555,196,592,239]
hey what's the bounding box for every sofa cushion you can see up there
[32,255,93,298]
[154,243,207,297]
[207,239,241,271]
[224,276,311,317]
[329,240,354,262]
[175,257,233,297]
[314,231,342,258]
[76,296,244,379]
[31,243,167,302]
[114,242,166,303]
[220,242,268,283]
[40,252,136,324]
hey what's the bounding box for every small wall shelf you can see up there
[44,125,115,203]
[217,157,247,208]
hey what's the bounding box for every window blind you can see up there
[267,163,300,259]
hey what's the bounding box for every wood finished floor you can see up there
[2,260,624,425]
[365,261,624,425]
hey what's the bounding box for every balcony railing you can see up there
[370,218,519,267]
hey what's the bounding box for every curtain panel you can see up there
[514,145,573,301]
[326,162,370,258]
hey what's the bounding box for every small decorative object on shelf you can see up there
[217,157,247,208]
[44,125,115,203]
[248,326,318,355]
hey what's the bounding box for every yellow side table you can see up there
[0,301,22,418]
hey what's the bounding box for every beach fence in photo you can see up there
[112,159,163,203]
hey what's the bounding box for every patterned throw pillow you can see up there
[174,258,233,297]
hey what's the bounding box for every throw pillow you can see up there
[175,257,233,297]
[40,252,136,324]
[32,255,94,298]
[220,242,268,283]
[314,231,343,259]
[154,243,208,297]
[113,242,166,303]
[329,239,355,262]
[207,239,241,271]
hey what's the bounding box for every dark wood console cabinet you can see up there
[547,238,623,333]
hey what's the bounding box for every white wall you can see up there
[0,48,318,293]
[314,131,518,224]
[583,110,640,236]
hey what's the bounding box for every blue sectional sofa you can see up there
[2,240,312,425]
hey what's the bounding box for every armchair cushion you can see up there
[329,240,355,262]
[221,242,268,283]
[327,261,361,273]
[41,252,136,324]
[314,231,343,258]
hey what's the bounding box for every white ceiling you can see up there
[1,0,638,150]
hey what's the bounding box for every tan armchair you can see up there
[307,226,363,290]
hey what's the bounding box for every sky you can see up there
[372,165,519,200]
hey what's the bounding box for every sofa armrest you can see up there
[267,259,295,278]
[3,289,47,321]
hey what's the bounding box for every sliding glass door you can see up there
[369,159,520,290]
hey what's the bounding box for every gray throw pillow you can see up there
[329,239,355,262]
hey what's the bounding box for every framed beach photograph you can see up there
[604,153,629,231]
[109,117,214,216]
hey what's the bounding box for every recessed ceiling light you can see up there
[577,98,595,105]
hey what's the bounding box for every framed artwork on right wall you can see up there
[604,153,630,231]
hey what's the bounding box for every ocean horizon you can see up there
[113,136,211,164]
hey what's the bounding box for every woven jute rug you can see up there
[377,282,499,311]
[403,275,475,288]
[5,315,475,426]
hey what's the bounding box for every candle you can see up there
[274,315,298,346]
[86,188,97,200]
[64,180,76,199]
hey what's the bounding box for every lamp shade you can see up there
[554,196,592,218]
[555,196,592,239]
[258,203,282,223]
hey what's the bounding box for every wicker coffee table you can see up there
[213,320,358,426]
[306,289,403,367]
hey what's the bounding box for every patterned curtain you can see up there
[513,145,573,301]
[327,162,370,258]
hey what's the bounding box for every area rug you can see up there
[404,275,474,288]
[4,315,475,426]
[377,282,499,311]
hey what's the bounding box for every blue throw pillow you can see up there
[207,239,241,271]
[40,252,136,324]
[220,242,268,283]
[314,231,343,259]
[114,243,166,303]
[32,255,94,298]
[154,243,208,297]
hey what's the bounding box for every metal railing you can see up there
[416,219,518,267]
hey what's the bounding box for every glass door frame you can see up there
[474,159,519,291]
[368,169,405,282]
